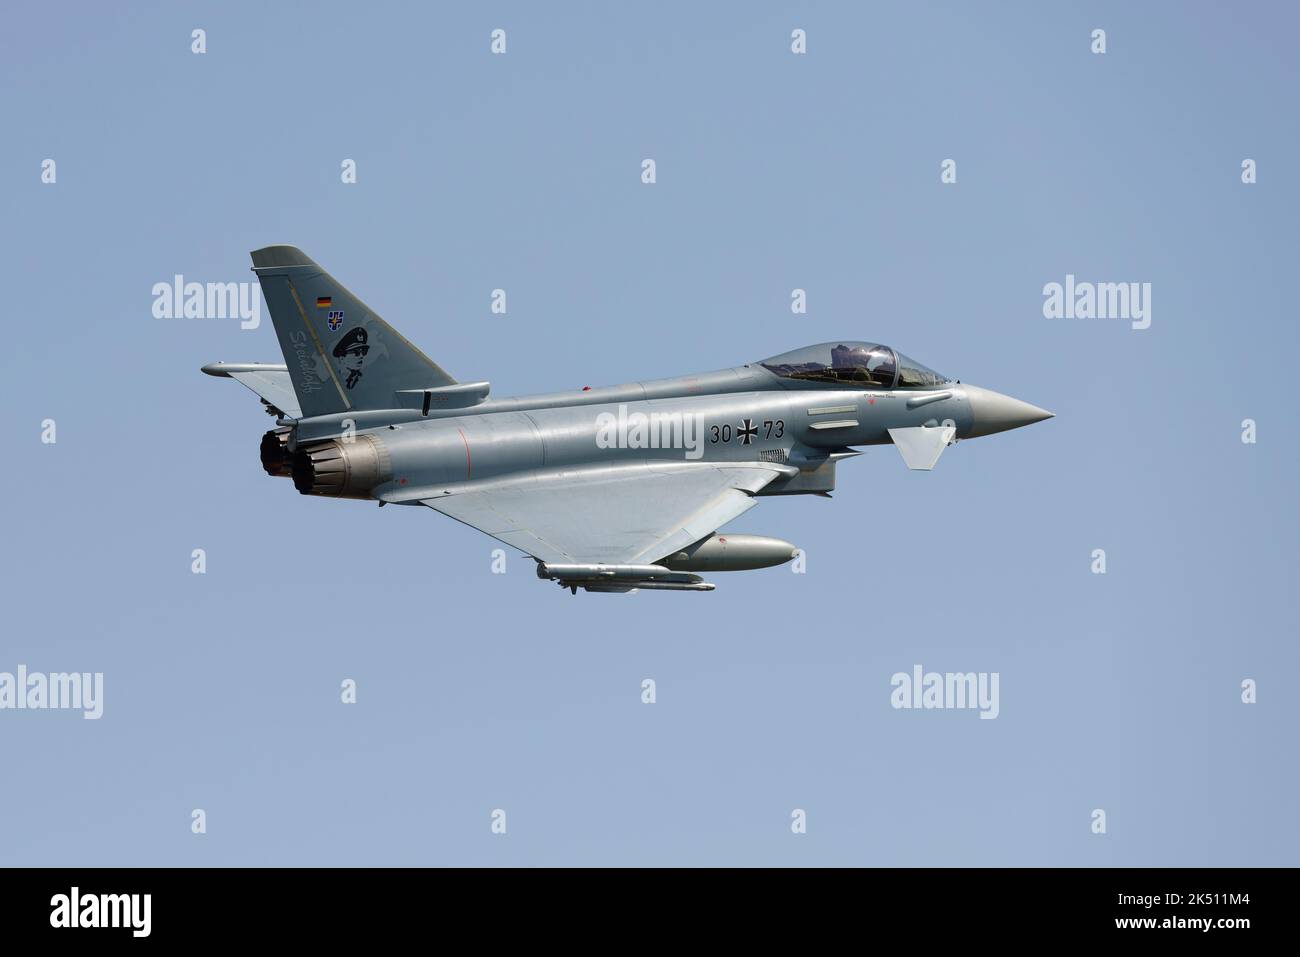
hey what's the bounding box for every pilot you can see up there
[333,327,369,389]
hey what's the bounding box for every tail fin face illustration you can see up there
[251,245,454,418]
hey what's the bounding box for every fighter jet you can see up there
[204,246,1052,593]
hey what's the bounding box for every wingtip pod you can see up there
[201,361,290,377]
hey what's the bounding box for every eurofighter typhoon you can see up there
[204,246,1053,593]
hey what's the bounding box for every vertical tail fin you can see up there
[251,245,454,418]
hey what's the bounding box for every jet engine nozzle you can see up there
[291,435,392,499]
[259,427,294,477]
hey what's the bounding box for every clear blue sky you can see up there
[1,1,1295,865]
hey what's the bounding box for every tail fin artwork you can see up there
[250,245,454,418]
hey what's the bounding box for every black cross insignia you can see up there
[738,418,758,445]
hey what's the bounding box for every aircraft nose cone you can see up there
[963,384,1054,438]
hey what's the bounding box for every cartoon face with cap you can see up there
[332,327,369,389]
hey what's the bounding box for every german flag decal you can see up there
[316,296,333,308]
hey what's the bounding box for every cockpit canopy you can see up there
[759,341,948,389]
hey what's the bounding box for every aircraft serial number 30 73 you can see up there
[204,246,1053,594]
[711,419,783,444]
